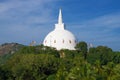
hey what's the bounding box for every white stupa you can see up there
[43,9,76,50]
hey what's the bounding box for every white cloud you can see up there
[70,13,120,50]
[81,13,120,29]
[0,0,58,44]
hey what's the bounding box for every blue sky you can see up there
[0,0,120,51]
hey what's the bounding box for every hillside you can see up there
[0,43,24,56]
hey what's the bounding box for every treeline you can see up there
[0,42,120,80]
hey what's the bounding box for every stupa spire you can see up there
[55,8,65,30]
[58,8,63,24]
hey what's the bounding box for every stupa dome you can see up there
[43,9,76,50]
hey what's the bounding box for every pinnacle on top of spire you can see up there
[55,8,65,30]
[58,8,63,24]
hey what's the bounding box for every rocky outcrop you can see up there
[0,43,24,56]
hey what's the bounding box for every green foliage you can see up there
[60,49,78,58]
[88,46,119,65]
[2,53,59,80]
[112,52,120,63]
[75,41,88,59]
[0,54,13,64]
[16,45,59,57]
[0,44,120,80]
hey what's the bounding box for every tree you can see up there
[3,53,59,80]
[89,47,97,54]
[103,62,116,80]
[75,41,88,59]
[66,56,96,80]
[96,46,113,65]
